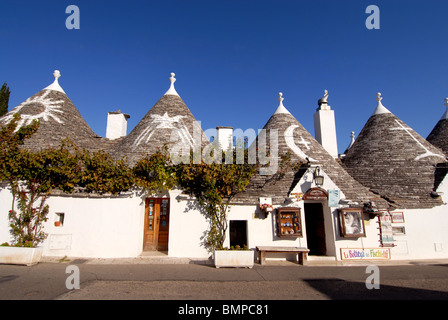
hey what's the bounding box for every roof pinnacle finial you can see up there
[278,92,284,105]
[164,72,179,96]
[346,131,356,150]
[321,90,329,103]
[317,89,330,110]
[441,97,448,120]
[170,73,176,85]
[376,92,383,102]
[43,69,65,94]
[372,92,391,115]
[53,70,61,81]
[273,92,291,115]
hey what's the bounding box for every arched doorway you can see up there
[304,202,327,255]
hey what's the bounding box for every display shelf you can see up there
[276,207,302,238]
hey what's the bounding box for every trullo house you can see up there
[1,71,447,263]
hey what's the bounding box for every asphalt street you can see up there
[1,260,448,301]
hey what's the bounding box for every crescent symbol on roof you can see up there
[284,125,315,162]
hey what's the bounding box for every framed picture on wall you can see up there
[339,208,366,238]
[392,226,406,235]
[391,211,405,223]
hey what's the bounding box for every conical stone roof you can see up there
[0,70,100,152]
[234,93,386,207]
[343,93,447,209]
[113,73,209,165]
[427,98,448,154]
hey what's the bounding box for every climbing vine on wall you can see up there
[1,115,135,247]
[2,114,302,250]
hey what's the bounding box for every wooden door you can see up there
[143,198,170,251]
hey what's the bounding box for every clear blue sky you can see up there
[1,0,447,153]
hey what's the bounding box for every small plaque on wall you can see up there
[49,234,72,250]
[303,187,328,201]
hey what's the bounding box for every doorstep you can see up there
[136,251,190,264]
[139,251,169,257]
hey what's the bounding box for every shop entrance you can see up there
[143,198,170,252]
[304,203,327,255]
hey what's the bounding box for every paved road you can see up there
[1,260,448,302]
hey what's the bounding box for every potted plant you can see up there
[214,245,255,268]
[260,203,273,213]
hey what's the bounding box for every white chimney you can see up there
[106,110,130,140]
[314,90,338,158]
[216,126,233,151]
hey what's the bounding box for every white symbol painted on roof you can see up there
[1,89,64,131]
[284,125,315,161]
[150,112,186,129]
[133,112,194,148]
[390,119,445,161]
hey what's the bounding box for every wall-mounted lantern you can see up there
[313,166,324,186]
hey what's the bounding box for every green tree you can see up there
[0,82,10,117]
[176,148,257,251]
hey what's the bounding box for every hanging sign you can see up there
[379,212,394,247]
[259,197,273,212]
[303,187,328,201]
[328,190,340,207]
[290,193,304,201]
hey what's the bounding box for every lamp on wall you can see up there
[313,166,324,186]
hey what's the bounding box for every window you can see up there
[229,220,247,248]
[55,212,65,227]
